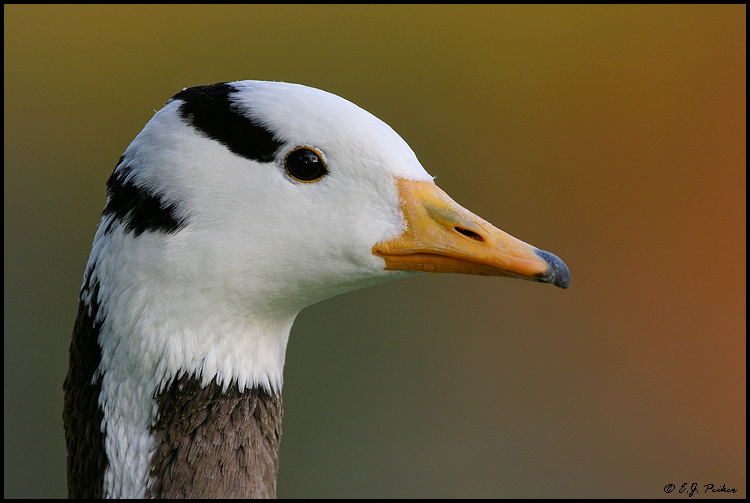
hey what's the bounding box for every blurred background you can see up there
[4,5,745,498]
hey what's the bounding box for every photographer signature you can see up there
[664,483,737,496]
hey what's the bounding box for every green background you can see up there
[5,5,745,498]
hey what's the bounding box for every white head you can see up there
[80,80,567,497]
[91,81,433,394]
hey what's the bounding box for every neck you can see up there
[64,261,293,498]
[65,343,283,498]
[147,374,282,498]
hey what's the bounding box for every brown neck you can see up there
[64,268,284,498]
[65,265,285,498]
[147,374,283,498]
[63,281,107,499]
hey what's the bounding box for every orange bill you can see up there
[373,178,569,288]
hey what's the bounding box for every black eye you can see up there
[284,147,328,182]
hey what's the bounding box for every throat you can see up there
[64,262,296,498]
[148,374,283,498]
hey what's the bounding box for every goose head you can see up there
[64,80,569,498]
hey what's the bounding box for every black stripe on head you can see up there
[102,157,187,237]
[172,83,283,163]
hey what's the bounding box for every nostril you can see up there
[455,227,484,242]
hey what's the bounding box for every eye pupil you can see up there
[285,148,327,182]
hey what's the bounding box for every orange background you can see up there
[4,5,745,498]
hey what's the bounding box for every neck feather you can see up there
[148,374,282,498]
[64,259,291,498]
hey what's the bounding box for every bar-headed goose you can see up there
[63,80,569,498]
